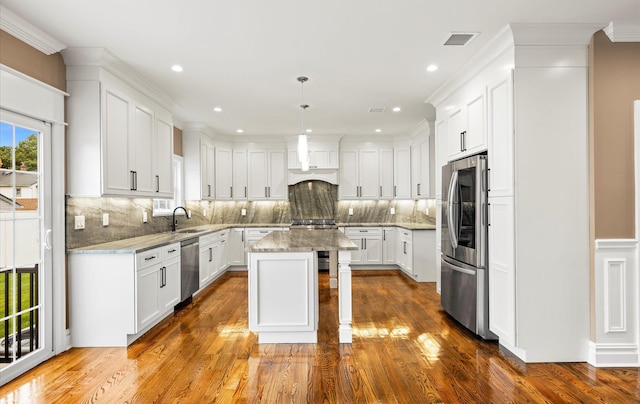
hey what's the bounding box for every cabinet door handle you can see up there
[394,185,397,197]
[244,187,247,198]
[241,230,244,242]
[209,247,212,262]
[417,183,421,196]
[379,186,382,197]
[230,186,233,198]
[156,175,160,192]
[404,241,407,255]
[487,203,491,226]
[134,171,137,191]
[208,184,211,197]
[268,187,271,198]
[265,187,268,197]
[383,230,386,241]
[486,168,491,192]
[364,238,367,249]
[144,255,158,261]
[168,249,176,253]
[460,131,465,152]
[130,171,135,191]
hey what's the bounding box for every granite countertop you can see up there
[68,222,433,254]
[338,222,436,230]
[68,223,288,254]
[248,229,359,253]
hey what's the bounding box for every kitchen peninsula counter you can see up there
[247,229,358,344]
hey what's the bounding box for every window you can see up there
[153,155,184,216]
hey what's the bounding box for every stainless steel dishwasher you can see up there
[179,238,199,305]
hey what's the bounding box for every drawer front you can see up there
[398,229,412,241]
[137,247,161,270]
[246,228,275,239]
[161,243,181,261]
[345,227,382,237]
[200,233,218,245]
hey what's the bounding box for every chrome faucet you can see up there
[172,206,190,232]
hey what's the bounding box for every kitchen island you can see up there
[247,228,358,344]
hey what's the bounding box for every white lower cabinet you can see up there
[68,242,181,347]
[344,227,382,265]
[397,228,436,282]
[199,230,230,289]
[228,228,246,266]
[382,227,396,264]
[136,243,181,333]
[249,251,318,343]
[488,196,516,347]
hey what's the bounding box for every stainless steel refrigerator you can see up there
[441,153,496,340]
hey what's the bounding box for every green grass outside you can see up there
[0,271,37,337]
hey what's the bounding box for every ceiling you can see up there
[2,0,638,138]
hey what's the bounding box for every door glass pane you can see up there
[457,166,476,248]
[0,121,41,367]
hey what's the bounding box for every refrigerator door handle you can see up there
[447,170,459,249]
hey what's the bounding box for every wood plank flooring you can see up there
[1,270,639,403]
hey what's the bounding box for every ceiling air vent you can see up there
[369,107,386,113]
[443,32,479,46]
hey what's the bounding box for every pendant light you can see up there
[297,76,310,171]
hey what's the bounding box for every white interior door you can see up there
[0,110,53,382]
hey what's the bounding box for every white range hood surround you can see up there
[288,169,339,185]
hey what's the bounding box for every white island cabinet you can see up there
[248,229,358,344]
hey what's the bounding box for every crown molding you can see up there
[426,25,514,107]
[510,22,606,46]
[62,47,175,114]
[604,20,640,42]
[0,5,66,55]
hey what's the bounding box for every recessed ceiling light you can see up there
[213,107,222,112]
[426,64,438,72]
[306,129,312,133]
[236,129,244,133]
[171,65,184,72]
[392,107,401,112]
[375,129,382,133]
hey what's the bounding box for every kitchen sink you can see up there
[176,229,203,234]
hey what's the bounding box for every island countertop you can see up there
[248,229,358,253]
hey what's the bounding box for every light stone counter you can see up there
[68,223,286,254]
[248,228,359,253]
[337,222,436,230]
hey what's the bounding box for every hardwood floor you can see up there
[1,270,639,403]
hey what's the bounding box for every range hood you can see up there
[288,168,339,185]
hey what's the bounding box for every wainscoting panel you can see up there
[590,239,639,367]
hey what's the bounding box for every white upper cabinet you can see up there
[379,148,394,200]
[447,89,487,160]
[248,149,287,200]
[288,140,339,170]
[182,128,215,201]
[339,148,380,199]
[393,146,411,199]
[411,138,431,199]
[154,116,174,198]
[215,147,233,200]
[200,141,215,200]
[487,71,514,198]
[232,149,248,200]
[434,119,448,200]
[66,67,174,198]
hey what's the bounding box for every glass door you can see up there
[0,110,52,380]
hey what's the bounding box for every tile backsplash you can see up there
[66,195,435,249]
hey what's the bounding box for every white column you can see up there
[338,250,352,343]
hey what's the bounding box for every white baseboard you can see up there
[588,341,640,367]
